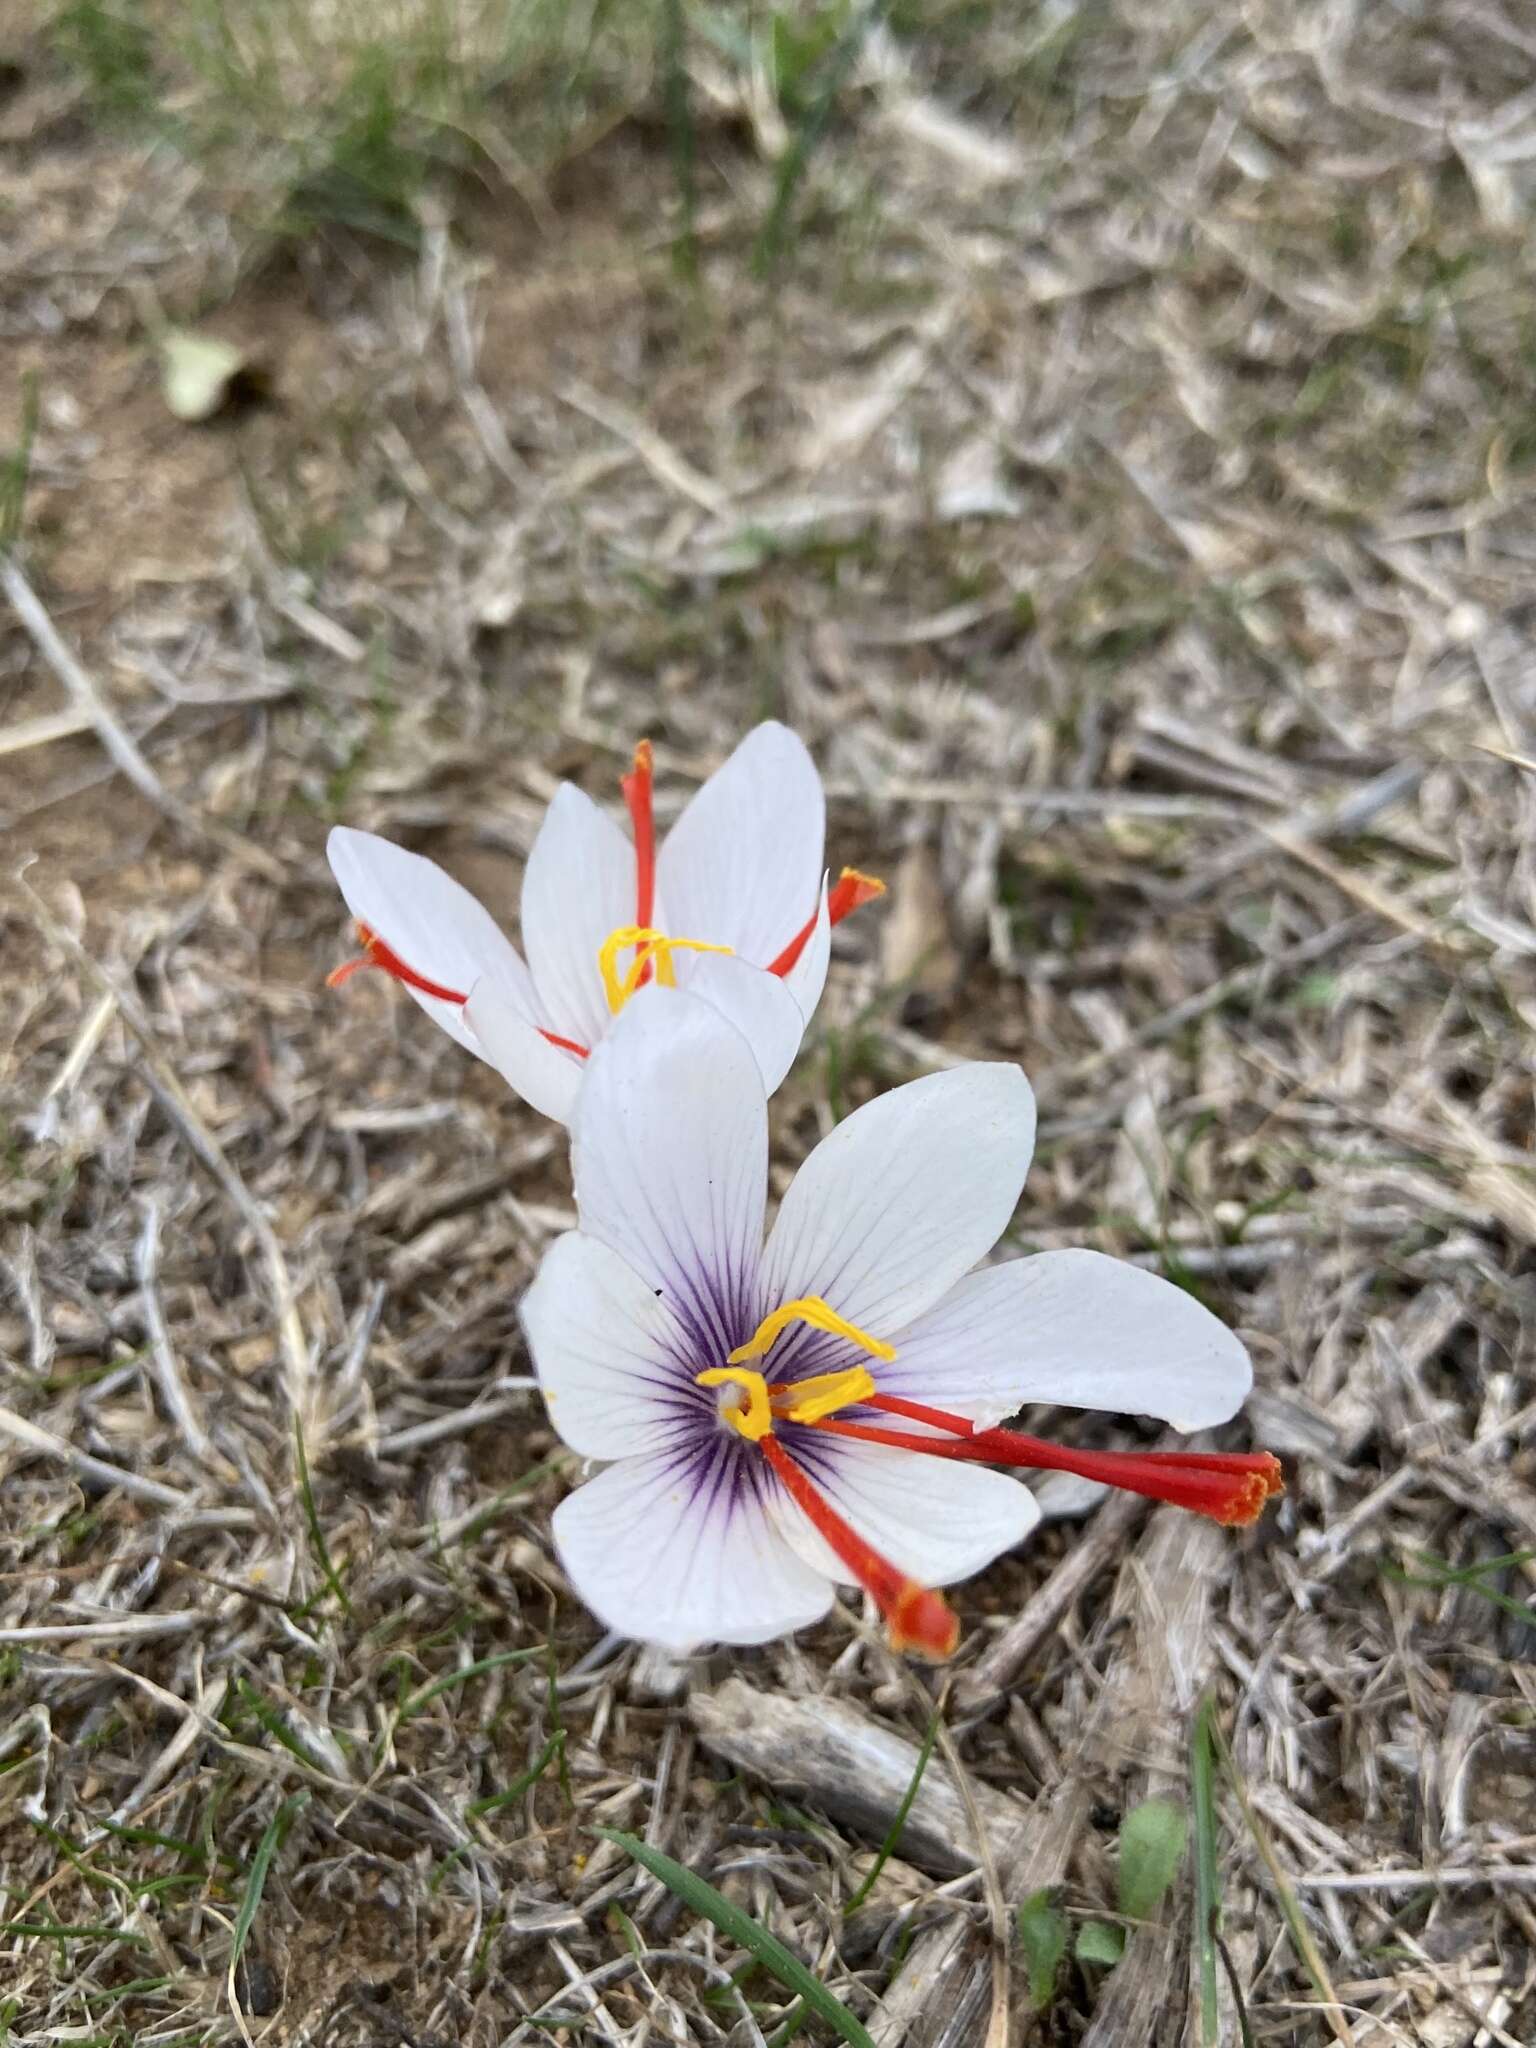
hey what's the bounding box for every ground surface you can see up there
[3,3,1536,2043]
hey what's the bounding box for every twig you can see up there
[1,554,285,878]
[0,1403,190,1512]
[135,1198,219,1467]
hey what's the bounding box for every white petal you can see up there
[553,1446,833,1652]
[327,826,528,1053]
[886,1250,1253,1432]
[521,784,638,1048]
[522,1231,701,1458]
[779,878,831,1030]
[761,1064,1036,1347]
[657,722,825,968]
[672,950,809,1095]
[771,1434,1040,1587]
[463,977,584,1123]
[570,987,767,1363]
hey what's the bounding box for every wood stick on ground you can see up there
[688,1676,1034,1878]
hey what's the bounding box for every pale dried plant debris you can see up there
[1,0,1534,2041]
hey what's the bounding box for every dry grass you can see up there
[3,0,1536,2041]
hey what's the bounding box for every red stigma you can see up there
[621,742,657,976]
[329,923,589,1058]
[327,924,468,1005]
[759,1434,958,1659]
[768,869,887,978]
[791,1392,1283,1530]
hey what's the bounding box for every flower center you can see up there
[328,742,886,1035]
[691,1296,958,1660]
[596,925,735,1015]
[697,1362,877,1440]
[699,1296,893,1438]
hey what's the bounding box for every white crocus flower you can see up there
[325,723,883,1122]
[523,988,1279,1658]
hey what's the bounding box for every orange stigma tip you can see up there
[887,1583,960,1662]
[766,866,886,979]
[1213,1454,1285,1528]
[830,868,886,919]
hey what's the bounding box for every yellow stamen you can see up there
[696,1360,880,1439]
[697,1367,773,1442]
[597,925,734,1014]
[727,1296,896,1366]
[776,1365,877,1425]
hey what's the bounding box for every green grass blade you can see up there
[0,369,39,551]
[764,1997,810,2048]
[468,1730,566,1818]
[844,1703,940,1914]
[1386,1548,1536,1628]
[1191,1693,1221,2045]
[0,1919,145,1943]
[293,1418,352,1619]
[451,1451,569,1547]
[596,1828,875,2048]
[231,1789,307,1971]
[398,1647,544,1722]
[1207,1715,1341,2039]
[753,2,882,277]
[660,0,696,281]
[91,1816,215,1863]
[546,1640,574,1812]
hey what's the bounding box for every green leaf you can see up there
[1117,1797,1188,1920]
[1015,1887,1068,2011]
[1075,1919,1126,1968]
[596,1828,874,2048]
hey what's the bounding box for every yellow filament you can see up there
[697,1366,773,1442]
[597,925,734,1014]
[777,1366,877,1424]
[727,1296,896,1366]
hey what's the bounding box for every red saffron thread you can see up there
[759,1433,958,1657]
[767,869,886,978]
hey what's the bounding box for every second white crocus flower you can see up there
[523,988,1279,1658]
[326,723,883,1122]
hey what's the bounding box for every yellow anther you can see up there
[697,1366,773,1442]
[728,1296,896,1367]
[777,1366,877,1425]
[597,925,734,1014]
